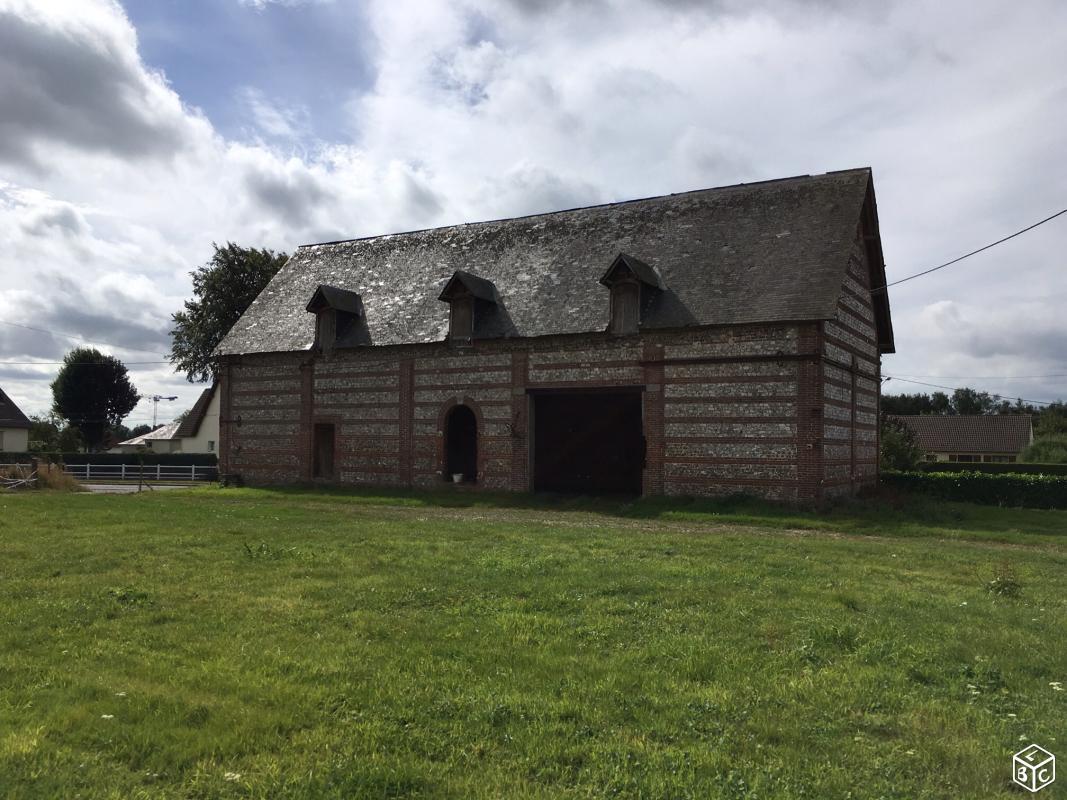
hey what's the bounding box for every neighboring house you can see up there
[0,387,32,452]
[892,414,1034,464]
[111,385,220,455]
[215,169,895,502]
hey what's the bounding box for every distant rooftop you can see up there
[0,387,31,429]
[892,414,1034,454]
[116,420,182,446]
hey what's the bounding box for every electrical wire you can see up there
[0,318,168,356]
[872,207,1067,292]
[0,360,171,367]
[892,372,1067,381]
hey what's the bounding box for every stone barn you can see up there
[215,168,894,502]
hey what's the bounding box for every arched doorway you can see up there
[444,404,477,483]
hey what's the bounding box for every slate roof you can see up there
[892,415,1034,455]
[174,384,216,438]
[216,168,891,356]
[0,387,31,429]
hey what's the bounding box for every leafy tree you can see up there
[950,387,994,415]
[170,242,287,382]
[129,424,154,438]
[880,414,924,471]
[51,348,140,451]
[28,413,84,453]
[880,392,931,415]
[109,423,133,445]
[881,390,952,415]
[1022,434,1067,464]
[1036,403,1067,435]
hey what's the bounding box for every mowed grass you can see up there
[1,488,1066,799]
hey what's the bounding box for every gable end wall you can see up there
[820,227,882,497]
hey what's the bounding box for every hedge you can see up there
[0,452,218,467]
[884,470,1067,509]
[917,461,1067,476]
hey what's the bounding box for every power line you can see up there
[0,318,169,356]
[883,375,1062,407]
[0,360,171,367]
[893,372,1067,381]
[873,207,1067,292]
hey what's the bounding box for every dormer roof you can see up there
[599,253,664,290]
[305,284,364,316]
[438,270,499,304]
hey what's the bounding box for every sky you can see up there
[1,0,1065,428]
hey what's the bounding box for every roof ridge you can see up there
[299,168,872,249]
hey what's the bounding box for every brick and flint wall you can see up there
[820,228,882,497]
[220,314,880,502]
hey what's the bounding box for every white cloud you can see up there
[238,88,307,141]
[1,0,1066,419]
[237,0,331,8]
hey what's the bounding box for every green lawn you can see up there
[2,487,1065,798]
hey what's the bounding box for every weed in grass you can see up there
[105,586,154,609]
[243,541,298,560]
[984,560,1024,598]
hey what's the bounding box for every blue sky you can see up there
[124,0,374,144]
[0,0,1066,423]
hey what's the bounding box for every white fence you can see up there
[62,464,218,482]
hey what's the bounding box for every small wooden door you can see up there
[313,423,335,479]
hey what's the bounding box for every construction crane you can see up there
[150,395,178,428]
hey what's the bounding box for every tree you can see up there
[950,387,994,415]
[28,413,84,453]
[51,348,140,451]
[1022,434,1067,464]
[129,424,154,438]
[170,242,288,382]
[881,390,953,415]
[880,414,924,471]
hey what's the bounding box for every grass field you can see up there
[2,487,1065,798]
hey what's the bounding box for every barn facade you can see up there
[215,169,894,502]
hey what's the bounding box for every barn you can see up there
[214,168,894,502]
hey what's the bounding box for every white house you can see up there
[0,387,31,452]
[111,384,220,455]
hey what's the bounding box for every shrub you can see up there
[883,470,1067,509]
[36,468,85,492]
[880,414,923,471]
[1023,433,1067,464]
[917,461,1067,476]
[1,463,84,492]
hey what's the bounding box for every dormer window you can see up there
[449,295,474,341]
[600,253,663,336]
[438,271,500,346]
[305,285,365,354]
[609,281,640,335]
